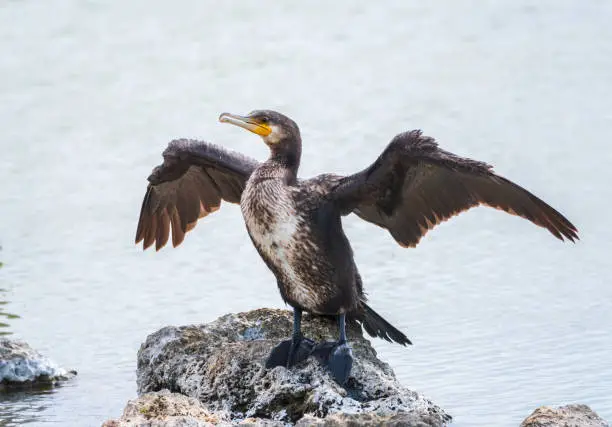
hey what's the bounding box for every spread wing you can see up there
[135,139,259,250]
[330,130,578,247]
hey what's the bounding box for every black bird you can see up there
[135,110,578,384]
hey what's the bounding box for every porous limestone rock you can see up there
[521,404,608,427]
[134,308,450,426]
[103,390,446,427]
[0,338,75,391]
[102,390,231,427]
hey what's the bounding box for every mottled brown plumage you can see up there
[135,139,258,250]
[135,110,578,353]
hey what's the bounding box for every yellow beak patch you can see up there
[219,113,272,137]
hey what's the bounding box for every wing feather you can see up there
[155,209,171,251]
[331,130,578,247]
[135,139,259,250]
[170,207,185,248]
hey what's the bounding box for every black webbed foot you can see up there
[265,335,315,369]
[312,340,354,385]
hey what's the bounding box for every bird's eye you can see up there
[260,116,269,124]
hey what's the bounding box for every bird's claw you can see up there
[265,335,315,369]
[312,340,354,385]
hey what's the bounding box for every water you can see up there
[1,1,611,426]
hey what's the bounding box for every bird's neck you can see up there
[267,138,301,184]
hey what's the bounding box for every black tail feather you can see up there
[351,303,412,345]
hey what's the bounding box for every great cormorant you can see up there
[135,110,578,384]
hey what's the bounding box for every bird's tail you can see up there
[351,302,412,346]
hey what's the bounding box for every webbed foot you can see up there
[312,340,354,385]
[265,335,315,369]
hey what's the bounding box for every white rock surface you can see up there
[0,338,75,390]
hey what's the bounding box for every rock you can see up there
[295,413,446,426]
[101,390,231,427]
[103,391,443,427]
[521,404,609,427]
[0,338,76,391]
[135,308,450,426]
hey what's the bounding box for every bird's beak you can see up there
[219,113,272,137]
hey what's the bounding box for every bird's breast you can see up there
[241,179,301,265]
[240,179,321,310]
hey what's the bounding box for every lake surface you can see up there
[1,1,611,426]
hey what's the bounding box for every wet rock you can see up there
[521,404,608,427]
[136,308,450,426]
[0,338,76,391]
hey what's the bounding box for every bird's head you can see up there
[219,110,300,149]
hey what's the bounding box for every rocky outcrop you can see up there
[102,390,230,427]
[131,308,450,426]
[521,404,609,427]
[103,390,446,427]
[0,338,76,391]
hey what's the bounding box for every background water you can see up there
[1,1,611,426]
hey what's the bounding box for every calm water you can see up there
[1,1,611,426]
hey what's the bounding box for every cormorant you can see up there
[135,110,578,384]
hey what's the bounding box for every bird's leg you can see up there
[265,308,315,369]
[311,313,354,385]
